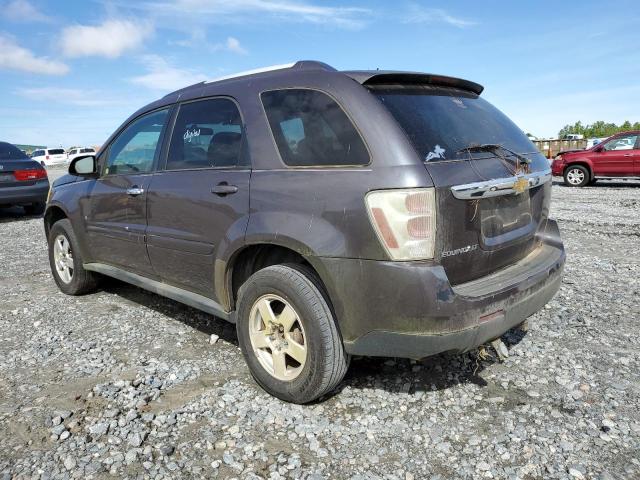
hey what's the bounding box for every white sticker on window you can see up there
[183,128,201,143]
[451,97,467,108]
[425,145,446,161]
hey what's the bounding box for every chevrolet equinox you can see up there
[45,61,565,403]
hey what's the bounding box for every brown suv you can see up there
[45,61,565,403]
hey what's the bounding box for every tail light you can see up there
[14,168,48,181]
[365,188,436,260]
[46,155,49,160]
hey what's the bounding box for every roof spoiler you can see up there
[343,71,484,95]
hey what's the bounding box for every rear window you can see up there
[0,142,28,160]
[48,149,65,155]
[261,89,369,167]
[370,85,536,162]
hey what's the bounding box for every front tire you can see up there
[564,165,590,187]
[236,264,349,404]
[48,219,100,295]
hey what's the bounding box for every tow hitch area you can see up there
[491,338,510,361]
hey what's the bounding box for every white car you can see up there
[31,148,68,167]
[67,147,96,161]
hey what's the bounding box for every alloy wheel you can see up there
[566,168,586,185]
[53,234,74,283]
[248,294,307,381]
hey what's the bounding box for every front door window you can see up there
[603,134,638,151]
[104,109,169,176]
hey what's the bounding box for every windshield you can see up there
[370,85,537,162]
[0,142,29,160]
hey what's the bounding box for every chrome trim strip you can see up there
[450,169,552,200]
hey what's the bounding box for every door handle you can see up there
[126,186,144,196]
[623,154,634,157]
[211,183,238,196]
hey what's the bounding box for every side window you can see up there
[104,109,169,176]
[261,89,369,167]
[166,98,243,170]
[603,134,638,151]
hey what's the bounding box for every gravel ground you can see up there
[1,170,639,479]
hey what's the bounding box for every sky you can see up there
[1,0,639,147]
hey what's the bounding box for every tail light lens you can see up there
[14,168,48,181]
[46,155,50,160]
[365,188,436,260]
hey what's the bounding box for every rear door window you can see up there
[166,98,243,170]
[261,89,369,167]
[104,108,169,176]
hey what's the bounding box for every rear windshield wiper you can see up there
[456,143,532,165]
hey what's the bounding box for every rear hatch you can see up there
[370,84,551,285]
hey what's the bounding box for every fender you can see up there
[45,180,95,262]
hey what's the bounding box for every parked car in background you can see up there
[31,148,68,167]
[552,131,640,186]
[563,133,584,140]
[67,147,96,162]
[0,141,49,214]
[45,61,565,403]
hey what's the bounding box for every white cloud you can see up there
[0,35,68,75]
[206,36,248,54]
[15,87,121,107]
[404,6,476,28]
[2,0,51,23]
[60,19,153,58]
[223,36,247,55]
[147,0,371,29]
[129,55,207,91]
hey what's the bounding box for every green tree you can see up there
[558,120,638,139]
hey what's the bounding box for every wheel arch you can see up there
[43,204,69,237]
[564,161,593,180]
[222,242,332,315]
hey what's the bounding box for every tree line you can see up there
[558,120,640,139]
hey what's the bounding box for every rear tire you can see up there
[48,219,100,295]
[24,202,45,216]
[236,264,349,404]
[563,165,590,187]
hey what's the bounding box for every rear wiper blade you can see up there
[457,143,532,165]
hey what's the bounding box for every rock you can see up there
[160,445,175,456]
[209,334,220,344]
[125,449,138,465]
[63,455,76,470]
[128,432,146,447]
[88,422,109,438]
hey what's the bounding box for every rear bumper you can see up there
[314,219,565,359]
[0,181,49,206]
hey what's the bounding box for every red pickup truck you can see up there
[552,131,640,186]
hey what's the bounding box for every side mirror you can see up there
[593,145,603,153]
[69,155,97,176]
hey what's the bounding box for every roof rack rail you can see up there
[204,60,335,84]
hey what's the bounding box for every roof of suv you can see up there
[165,60,484,97]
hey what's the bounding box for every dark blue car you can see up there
[0,141,49,215]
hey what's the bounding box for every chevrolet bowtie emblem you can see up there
[513,176,529,194]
